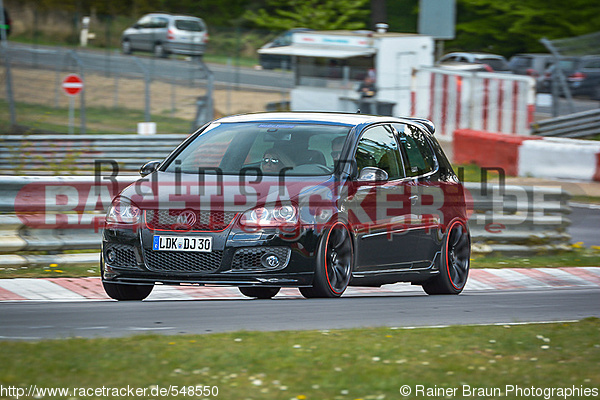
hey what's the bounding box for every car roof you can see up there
[444,52,505,59]
[213,112,436,135]
[145,13,200,19]
[216,112,400,126]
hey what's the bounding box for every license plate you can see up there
[153,235,212,252]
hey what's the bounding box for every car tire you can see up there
[423,220,470,295]
[153,43,168,58]
[592,85,600,101]
[239,287,281,299]
[103,281,154,301]
[121,39,132,55]
[300,222,353,299]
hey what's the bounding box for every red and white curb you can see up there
[0,267,598,302]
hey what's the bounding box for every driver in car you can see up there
[261,148,295,174]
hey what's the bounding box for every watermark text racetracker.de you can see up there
[12,162,568,238]
[399,384,598,399]
[0,384,218,399]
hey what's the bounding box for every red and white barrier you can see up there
[519,138,600,182]
[454,129,600,182]
[413,68,536,139]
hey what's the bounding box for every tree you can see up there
[447,0,600,56]
[244,0,370,31]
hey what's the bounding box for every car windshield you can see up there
[164,122,351,176]
[175,19,205,32]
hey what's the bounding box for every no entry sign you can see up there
[62,74,84,96]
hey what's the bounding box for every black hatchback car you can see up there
[101,112,470,300]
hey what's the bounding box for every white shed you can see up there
[258,29,434,116]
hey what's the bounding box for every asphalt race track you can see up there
[0,288,598,340]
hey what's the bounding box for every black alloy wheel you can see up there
[423,220,470,295]
[239,287,281,299]
[300,222,353,298]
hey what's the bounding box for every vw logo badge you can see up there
[175,210,197,228]
[264,255,280,269]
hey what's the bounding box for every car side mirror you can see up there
[139,160,161,177]
[357,167,388,183]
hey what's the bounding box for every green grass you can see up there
[0,100,192,134]
[0,262,99,279]
[472,246,600,269]
[0,319,598,399]
[456,164,505,184]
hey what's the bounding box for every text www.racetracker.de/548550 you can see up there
[0,384,219,399]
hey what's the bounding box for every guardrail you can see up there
[0,134,188,175]
[531,108,600,139]
[0,177,572,268]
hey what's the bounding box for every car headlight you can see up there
[240,204,298,228]
[106,196,142,224]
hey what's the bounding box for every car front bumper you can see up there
[101,224,320,287]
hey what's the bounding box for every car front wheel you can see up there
[423,220,470,295]
[300,222,353,298]
[103,281,154,301]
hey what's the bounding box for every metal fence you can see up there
[531,108,600,139]
[1,44,217,133]
[0,133,188,175]
[0,176,573,269]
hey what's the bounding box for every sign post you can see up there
[61,74,84,134]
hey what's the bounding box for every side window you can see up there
[393,124,437,178]
[355,125,404,180]
[137,16,152,28]
[155,17,168,28]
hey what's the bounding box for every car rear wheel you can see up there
[103,281,154,301]
[153,43,168,58]
[423,220,470,295]
[300,222,353,298]
[239,287,281,299]
[121,39,132,55]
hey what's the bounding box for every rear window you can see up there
[556,59,579,70]
[479,58,509,71]
[175,19,205,32]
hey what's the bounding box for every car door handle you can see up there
[409,195,418,205]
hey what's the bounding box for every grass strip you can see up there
[0,100,192,135]
[0,319,598,399]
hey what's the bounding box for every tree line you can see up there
[6,0,600,56]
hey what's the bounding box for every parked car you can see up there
[508,53,554,77]
[538,56,600,99]
[436,61,492,73]
[258,28,313,69]
[101,112,471,300]
[537,57,581,93]
[439,52,511,73]
[121,13,208,58]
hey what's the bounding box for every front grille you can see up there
[232,247,291,271]
[145,209,237,232]
[105,243,138,268]
[144,250,223,273]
